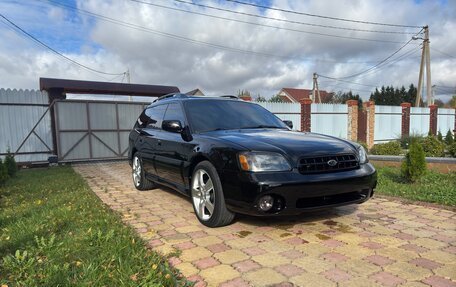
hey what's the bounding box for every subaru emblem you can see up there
[327,159,338,167]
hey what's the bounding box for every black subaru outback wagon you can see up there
[128,93,376,227]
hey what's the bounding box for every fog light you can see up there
[258,195,274,211]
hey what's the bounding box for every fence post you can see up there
[400,102,411,138]
[363,101,375,149]
[429,105,438,136]
[346,100,358,142]
[300,98,312,132]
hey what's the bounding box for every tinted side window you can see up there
[145,104,167,129]
[135,110,150,128]
[163,103,186,124]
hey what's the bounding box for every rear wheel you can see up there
[191,161,235,227]
[132,154,155,190]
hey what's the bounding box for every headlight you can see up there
[238,152,291,172]
[357,146,368,164]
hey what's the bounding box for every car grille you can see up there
[298,154,359,174]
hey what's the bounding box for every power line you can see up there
[0,14,125,77]
[432,48,456,59]
[318,77,378,88]
[225,0,423,29]
[42,0,407,64]
[317,31,423,80]
[169,0,417,36]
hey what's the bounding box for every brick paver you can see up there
[74,162,456,287]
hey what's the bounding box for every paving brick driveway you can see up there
[74,162,456,287]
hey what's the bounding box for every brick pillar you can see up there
[363,101,375,149]
[400,102,411,138]
[346,100,358,141]
[429,105,438,136]
[300,98,312,132]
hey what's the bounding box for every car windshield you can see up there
[184,100,288,133]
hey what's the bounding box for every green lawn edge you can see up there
[0,166,190,287]
[375,166,456,207]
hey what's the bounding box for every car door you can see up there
[154,102,194,189]
[136,104,167,177]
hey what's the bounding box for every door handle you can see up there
[157,140,162,146]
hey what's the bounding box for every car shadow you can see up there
[151,183,359,229]
[235,206,358,227]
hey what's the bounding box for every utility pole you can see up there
[415,26,432,107]
[126,69,132,102]
[312,73,321,103]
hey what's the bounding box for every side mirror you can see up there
[162,120,183,133]
[283,120,293,129]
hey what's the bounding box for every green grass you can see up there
[0,166,189,287]
[375,167,456,206]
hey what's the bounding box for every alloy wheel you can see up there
[132,156,141,187]
[191,169,215,221]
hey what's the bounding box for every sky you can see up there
[0,0,455,101]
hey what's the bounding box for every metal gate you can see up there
[54,100,147,161]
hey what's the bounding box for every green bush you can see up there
[421,135,445,157]
[4,150,17,177]
[401,141,427,182]
[399,134,423,149]
[437,131,443,142]
[0,159,9,185]
[445,130,454,145]
[370,141,402,155]
[449,142,456,158]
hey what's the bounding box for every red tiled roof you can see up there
[281,88,333,103]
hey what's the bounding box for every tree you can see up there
[237,89,251,98]
[330,91,363,108]
[448,95,456,108]
[255,95,267,102]
[269,94,285,103]
[434,99,445,108]
[369,84,418,106]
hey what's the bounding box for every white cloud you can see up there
[0,0,454,101]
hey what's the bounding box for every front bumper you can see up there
[220,163,377,216]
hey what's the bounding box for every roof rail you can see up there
[220,95,239,99]
[153,93,188,103]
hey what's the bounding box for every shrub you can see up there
[370,141,402,155]
[399,133,423,149]
[0,159,9,185]
[4,149,17,177]
[421,135,445,157]
[449,142,456,158]
[437,131,443,142]
[401,141,427,182]
[445,130,454,145]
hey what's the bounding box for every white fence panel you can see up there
[0,88,52,162]
[257,102,301,131]
[311,104,348,139]
[374,105,402,143]
[437,108,455,134]
[410,107,430,136]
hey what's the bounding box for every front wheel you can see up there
[132,154,155,190]
[191,161,235,227]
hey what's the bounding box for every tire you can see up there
[191,161,235,227]
[132,154,155,191]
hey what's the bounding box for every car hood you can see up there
[205,129,357,165]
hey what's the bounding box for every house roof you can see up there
[185,88,205,96]
[280,88,333,103]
